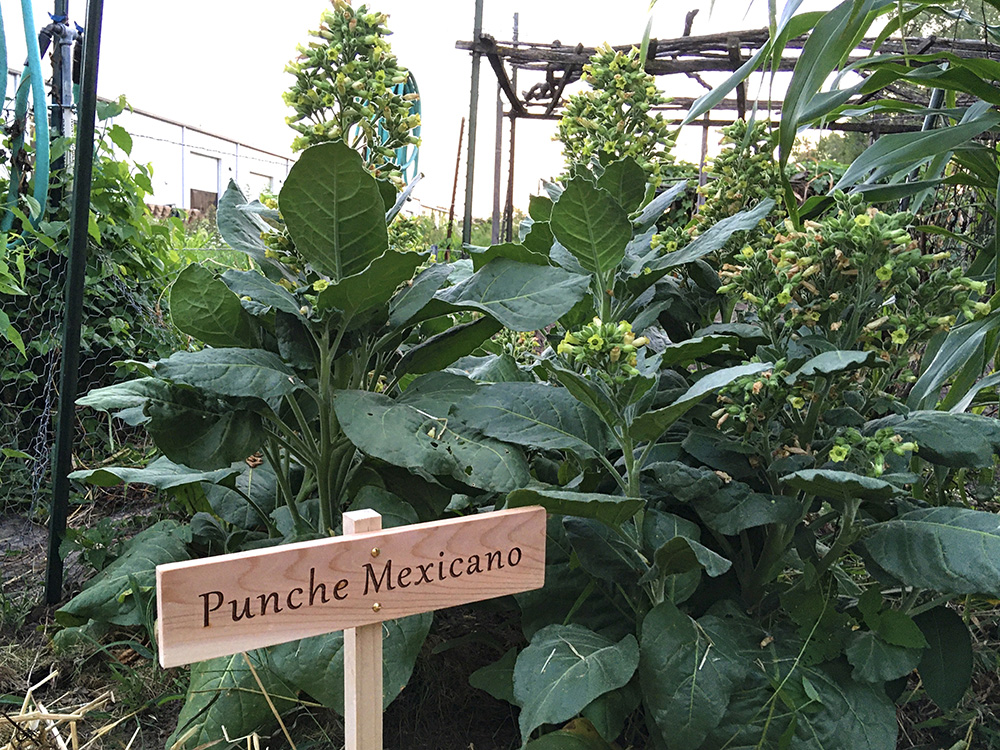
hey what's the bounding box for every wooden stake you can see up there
[343,509,383,750]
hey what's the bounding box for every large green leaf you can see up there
[632,181,689,232]
[280,141,388,281]
[396,371,480,416]
[507,487,642,528]
[388,262,452,326]
[165,651,294,750]
[469,647,518,704]
[56,521,191,627]
[581,683,641,743]
[471,241,549,272]
[696,482,802,536]
[785,349,882,384]
[435,258,591,332]
[845,630,922,683]
[549,176,632,276]
[596,157,646,213]
[869,410,1000,468]
[204,459,279,530]
[267,613,432,712]
[69,456,239,490]
[452,382,612,457]
[221,269,305,319]
[633,200,775,275]
[780,469,901,502]
[645,536,731,579]
[169,263,255,348]
[154,348,304,400]
[640,602,756,750]
[914,606,973,710]
[862,507,1000,595]
[347,486,418,529]
[631,362,773,442]
[705,651,898,749]
[397,317,502,376]
[317,250,422,317]
[564,517,646,581]
[514,624,639,744]
[216,181,285,280]
[658,335,738,366]
[334,390,529,492]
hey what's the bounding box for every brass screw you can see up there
[372,603,382,613]
[371,547,380,558]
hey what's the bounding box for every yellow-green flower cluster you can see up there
[713,360,813,434]
[829,427,916,477]
[557,44,675,185]
[717,192,987,360]
[694,120,781,231]
[558,318,648,385]
[283,0,419,181]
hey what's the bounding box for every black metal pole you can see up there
[46,0,104,605]
[48,1,72,209]
[462,0,483,246]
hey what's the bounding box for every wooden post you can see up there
[343,509,383,750]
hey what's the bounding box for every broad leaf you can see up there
[862,507,1000,595]
[907,313,1000,409]
[640,601,756,750]
[869,410,1000,468]
[317,250,422,317]
[633,200,775,275]
[646,536,731,579]
[785,349,882,383]
[169,263,255,348]
[397,317,502,376]
[914,606,973,710]
[388,262,452,326]
[56,521,191,627]
[658,335,738,366]
[845,630,922,683]
[280,141,388,280]
[69,456,239,490]
[550,176,632,275]
[448,353,533,383]
[334,390,529,492]
[165,651,293,749]
[780,469,901,502]
[514,624,639,744]
[631,362,773,441]
[696,482,802,535]
[507,487,642,528]
[217,181,285,280]
[154,348,303,400]
[471,241,549,271]
[469,647,518,704]
[596,157,646,213]
[564,517,646,581]
[268,613,431,711]
[452,382,612,457]
[222,269,305,319]
[435,258,591,332]
[204,459,279,530]
[632,181,688,232]
[581,683,641,743]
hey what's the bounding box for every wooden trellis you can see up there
[455,6,1000,242]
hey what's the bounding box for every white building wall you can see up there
[4,69,293,211]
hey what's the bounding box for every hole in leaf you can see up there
[464,465,473,476]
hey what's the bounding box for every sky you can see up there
[0,0,838,215]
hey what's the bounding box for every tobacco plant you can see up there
[443,142,1000,748]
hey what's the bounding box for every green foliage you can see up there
[283,0,419,180]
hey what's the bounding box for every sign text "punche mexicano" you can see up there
[156,507,546,668]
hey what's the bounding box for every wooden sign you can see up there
[156,506,546,668]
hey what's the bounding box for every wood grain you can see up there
[156,506,546,668]
[344,510,382,750]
